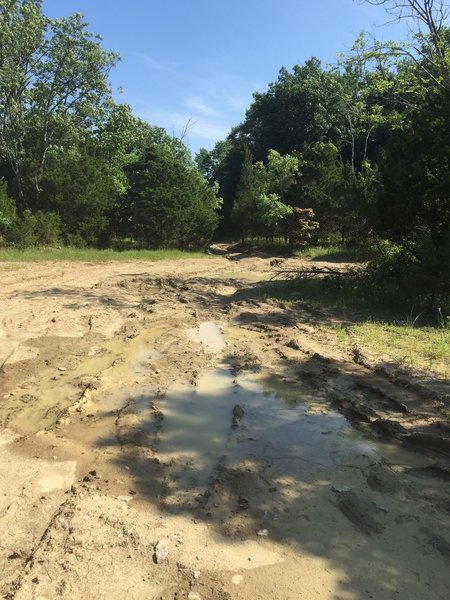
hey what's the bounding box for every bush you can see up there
[12,210,61,247]
[0,179,17,244]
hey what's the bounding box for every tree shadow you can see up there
[90,314,449,600]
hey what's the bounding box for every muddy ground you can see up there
[0,247,449,600]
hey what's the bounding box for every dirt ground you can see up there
[0,246,449,600]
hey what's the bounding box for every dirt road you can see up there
[0,248,449,599]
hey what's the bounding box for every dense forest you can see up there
[0,0,449,309]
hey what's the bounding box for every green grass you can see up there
[343,321,450,378]
[0,247,211,262]
[279,275,387,316]
[295,244,366,263]
[230,239,365,262]
[265,271,450,378]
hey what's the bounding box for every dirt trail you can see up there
[0,249,449,600]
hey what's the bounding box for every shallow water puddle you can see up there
[158,369,350,472]
[158,326,430,504]
[187,321,226,353]
[9,329,162,434]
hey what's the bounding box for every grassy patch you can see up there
[0,247,211,262]
[264,273,450,378]
[295,244,366,263]
[233,239,364,261]
[283,274,390,316]
[341,322,450,378]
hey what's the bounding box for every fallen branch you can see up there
[270,266,354,280]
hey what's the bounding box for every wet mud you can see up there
[0,248,449,599]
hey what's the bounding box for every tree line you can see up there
[196,0,449,309]
[0,0,220,249]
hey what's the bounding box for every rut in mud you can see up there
[0,252,449,600]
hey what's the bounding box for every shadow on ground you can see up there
[89,273,450,600]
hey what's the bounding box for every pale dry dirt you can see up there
[0,246,449,600]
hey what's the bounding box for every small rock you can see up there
[188,593,202,600]
[193,570,201,579]
[257,529,269,537]
[238,496,250,509]
[57,367,67,372]
[117,496,133,503]
[154,539,170,564]
[286,339,301,350]
[331,485,351,493]
[374,500,389,512]
[232,575,243,585]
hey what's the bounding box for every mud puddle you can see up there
[156,323,431,509]
[7,329,162,434]
[188,321,227,353]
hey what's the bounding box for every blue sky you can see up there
[42,0,408,155]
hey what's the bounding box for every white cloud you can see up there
[137,108,230,148]
[190,119,230,142]
[132,64,261,151]
[185,96,220,117]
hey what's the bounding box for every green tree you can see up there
[376,86,450,303]
[0,0,118,209]
[231,147,263,240]
[123,140,221,249]
[361,1,450,87]
[236,58,342,160]
[196,139,245,236]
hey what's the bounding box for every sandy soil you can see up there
[0,247,449,600]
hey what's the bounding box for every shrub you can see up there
[0,179,17,244]
[13,210,61,247]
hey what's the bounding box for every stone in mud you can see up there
[285,339,301,351]
[232,404,245,428]
[153,539,170,563]
[238,496,250,509]
[331,485,351,493]
[257,529,269,536]
[374,500,389,512]
[336,491,385,535]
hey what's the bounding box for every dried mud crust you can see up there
[0,251,449,600]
